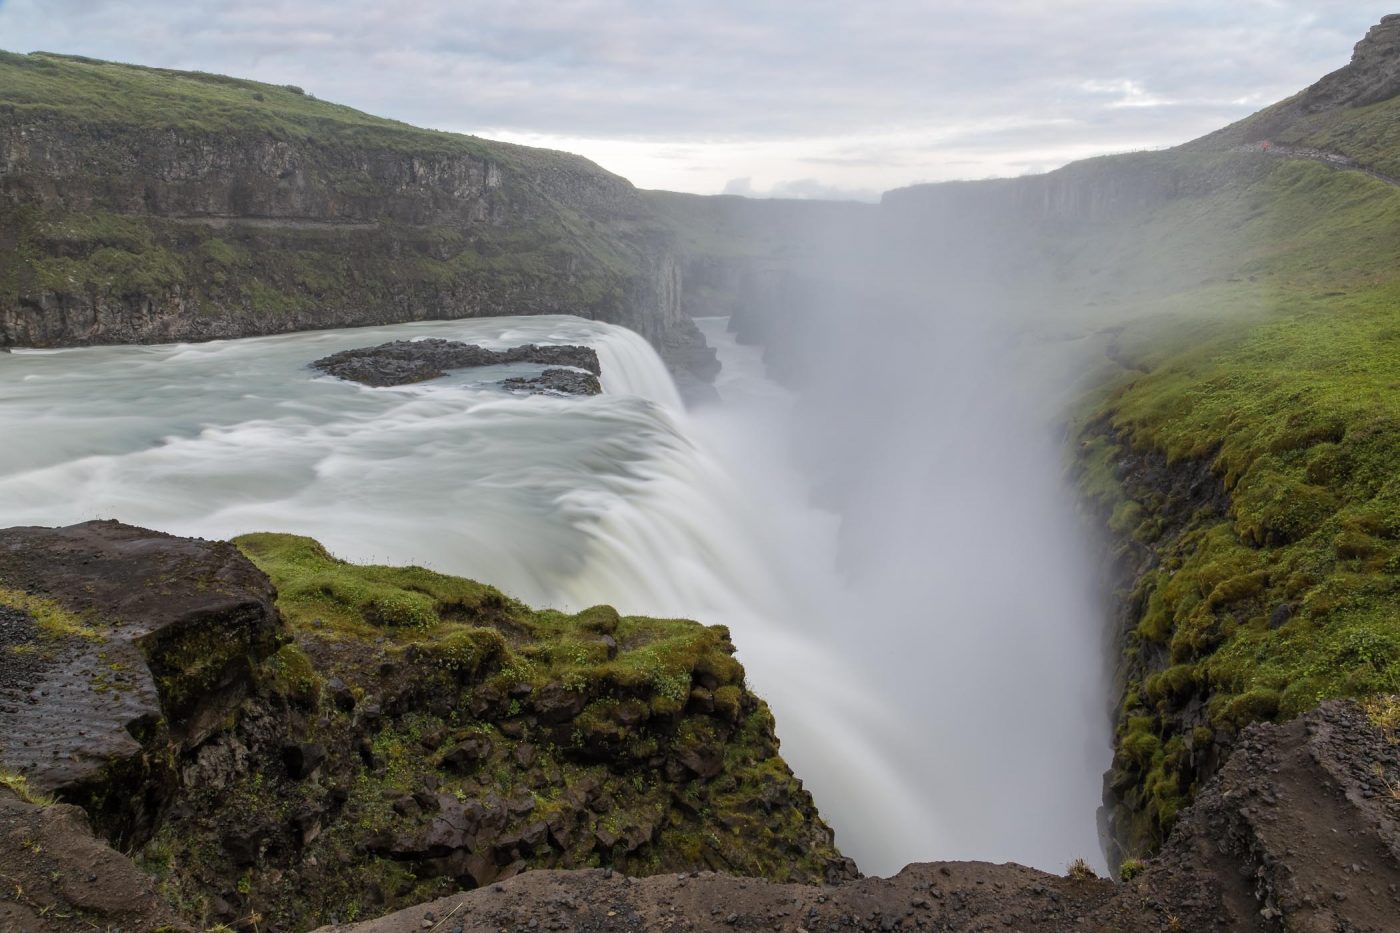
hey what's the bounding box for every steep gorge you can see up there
[649,12,1400,871]
[4,15,1400,932]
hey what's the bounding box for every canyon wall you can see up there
[0,52,715,388]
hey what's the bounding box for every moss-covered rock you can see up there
[1077,276,1400,860]
[121,532,855,930]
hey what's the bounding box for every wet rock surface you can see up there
[311,339,602,390]
[0,520,282,844]
[501,367,603,396]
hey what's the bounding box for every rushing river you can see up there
[0,313,1106,875]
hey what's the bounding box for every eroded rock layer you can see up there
[0,52,717,390]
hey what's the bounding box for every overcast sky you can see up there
[0,1,1392,199]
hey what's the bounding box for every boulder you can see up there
[440,735,493,773]
[0,521,282,844]
[282,742,328,780]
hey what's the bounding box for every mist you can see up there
[673,182,1150,873]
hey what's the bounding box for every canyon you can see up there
[5,13,1400,933]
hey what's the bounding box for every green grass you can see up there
[0,584,103,641]
[234,532,746,709]
[1,49,494,161]
[0,767,56,806]
[1071,153,1400,853]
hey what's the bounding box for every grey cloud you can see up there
[724,176,880,202]
[0,0,1394,192]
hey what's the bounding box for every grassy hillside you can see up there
[1070,153,1400,854]
[0,50,573,170]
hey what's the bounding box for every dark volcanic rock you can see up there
[311,338,602,390]
[0,789,187,932]
[500,367,602,396]
[1302,14,1400,112]
[283,741,328,780]
[0,520,282,844]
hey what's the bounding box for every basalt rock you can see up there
[500,367,603,397]
[1299,14,1400,113]
[311,338,601,388]
[0,788,187,932]
[0,520,282,846]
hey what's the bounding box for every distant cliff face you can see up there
[0,52,714,388]
[1299,14,1400,113]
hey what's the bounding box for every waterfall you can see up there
[0,311,1106,876]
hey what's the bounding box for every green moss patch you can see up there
[0,585,103,642]
[131,534,852,929]
[1070,151,1400,856]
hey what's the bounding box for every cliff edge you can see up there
[0,522,852,930]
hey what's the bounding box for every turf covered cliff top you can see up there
[0,49,586,171]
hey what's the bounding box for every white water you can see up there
[0,312,1105,875]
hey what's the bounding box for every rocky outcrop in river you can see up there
[311,338,602,393]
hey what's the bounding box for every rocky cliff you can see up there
[4,521,1397,932]
[0,52,715,390]
[0,522,852,930]
[321,698,1400,932]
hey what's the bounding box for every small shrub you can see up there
[1066,857,1097,880]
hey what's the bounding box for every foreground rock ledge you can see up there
[0,521,851,930]
[2,523,1397,931]
[319,698,1400,933]
[0,520,282,844]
